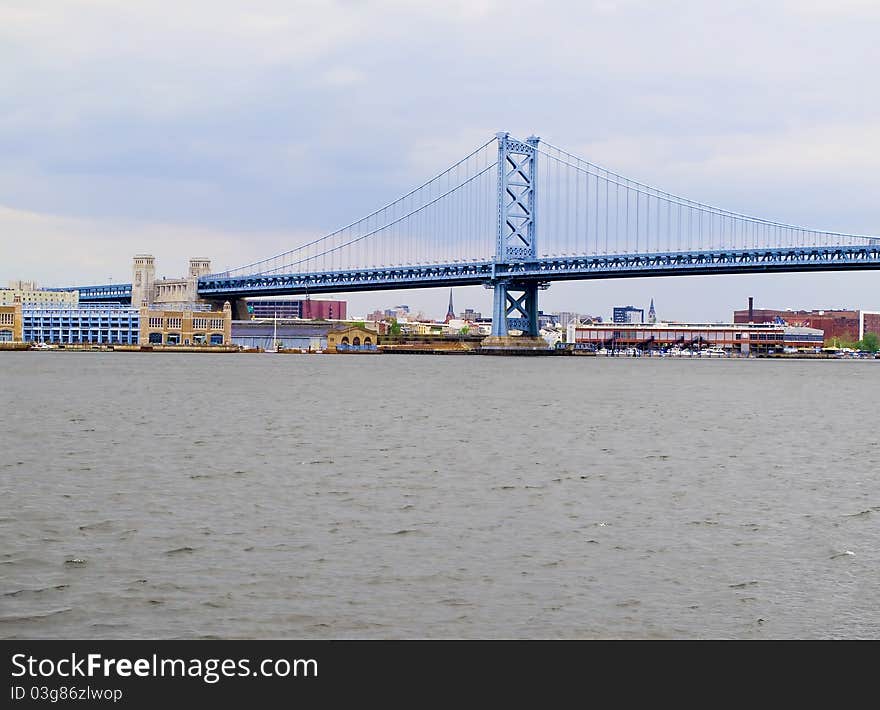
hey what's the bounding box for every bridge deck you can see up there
[194,245,880,299]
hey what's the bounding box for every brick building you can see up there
[862,312,880,341]
[732,302,879,344]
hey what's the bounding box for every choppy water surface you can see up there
[1,352,878,639]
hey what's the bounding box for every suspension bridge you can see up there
[75,132,880,336]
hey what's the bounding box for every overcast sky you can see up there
[2,0,879,320]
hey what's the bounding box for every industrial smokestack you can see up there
[748,297,754,323]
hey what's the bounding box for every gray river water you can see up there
[1,352,878,639]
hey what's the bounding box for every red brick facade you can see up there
[864,313,880,339]
[733,308,860,344]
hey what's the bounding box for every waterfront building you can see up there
[733,300,879,344]
[140,302,231,346]
[1,281,79,308]
[326,326,378,352]
[245,298,347,320]
[459,308,483,321]
[568,321,824,354]
[0,299,23,342]
[17,301,231,346]
[613,305,645,324]
[230,320,336,351]
[23,304,141,345]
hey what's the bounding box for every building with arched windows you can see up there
[326,326,379,352]
[139,302,231,346]
[0,299,23,343]
[7,300,231,347]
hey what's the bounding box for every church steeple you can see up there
[647,298,656,324]
[445,289,455,323]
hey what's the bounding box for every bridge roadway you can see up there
[196,244,880,299]
[69,244,880,303]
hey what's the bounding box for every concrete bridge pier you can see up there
[203,298,249,320]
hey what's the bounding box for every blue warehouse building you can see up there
[23,304,140,345]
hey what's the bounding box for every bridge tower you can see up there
[490,132,543,337]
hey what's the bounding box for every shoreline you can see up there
[2,344,877,360]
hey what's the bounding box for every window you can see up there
[210,334,223,345]
[166,333,180,345]
[193,318,208,329]
[0,329,12,342]
[149,332,162,344]
[148,317,163,327]
[0,313,14,326]
[210,318,225,330]
[166,317,181,329]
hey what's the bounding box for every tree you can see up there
[858,332,880,353]
[829,336,858,350]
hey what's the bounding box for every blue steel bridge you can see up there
[74,133,880,336]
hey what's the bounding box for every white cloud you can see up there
[0,203,307,286]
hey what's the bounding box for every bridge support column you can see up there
[491,282,509,337]
[230,299,251,321]
[204,298,249,320]
[491,281,539,337]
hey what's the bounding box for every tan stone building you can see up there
[0,298,23,342]
[140,302,232,346]
[1,281,78,307]
[326,325,379,351]
[131,255,214,309]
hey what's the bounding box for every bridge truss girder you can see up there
[192,245,880,302]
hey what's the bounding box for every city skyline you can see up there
[3,1,880,320]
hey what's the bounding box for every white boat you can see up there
[30,342,55,350]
